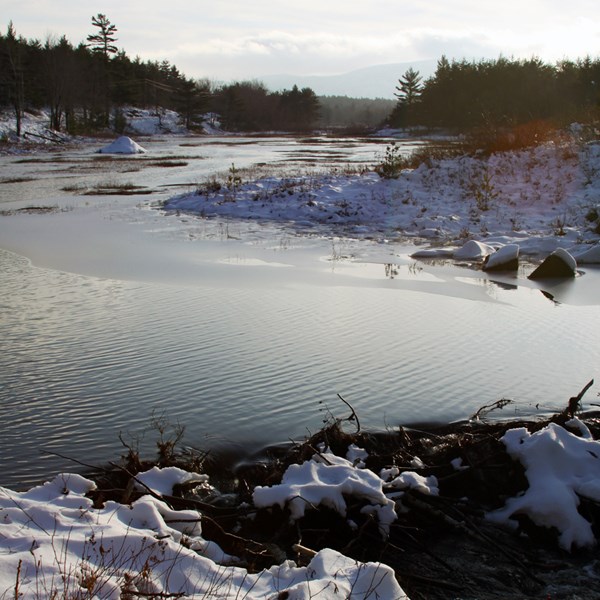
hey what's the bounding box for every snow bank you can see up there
[163,139,600,258]
[574,244,600,264]
[0,470,407,599]
[98,135,146,154]
[3,419,600,598]
[0,108,70,146]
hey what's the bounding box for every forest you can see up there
[2,15,599,137]
[391,55,600,133]
[0,16,323,135]
[0,15,392,135]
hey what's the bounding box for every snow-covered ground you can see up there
[163,134,600,263]
[0,469,405,599]
[0,107,220,148]
[2,418,600,598]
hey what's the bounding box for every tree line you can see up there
[4,15,599,138]
[0,15,321,135]
[391,55,600,131]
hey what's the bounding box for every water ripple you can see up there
[1,249,600,488]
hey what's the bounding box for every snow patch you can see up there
[487,422,600,550]
[98,135,146,154]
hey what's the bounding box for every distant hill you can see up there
[261,60,438,99]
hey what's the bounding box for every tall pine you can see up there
[86,14,118,60]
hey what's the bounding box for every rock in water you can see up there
[483,244,519,272]
[528,248,577,279]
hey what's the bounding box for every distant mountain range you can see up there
[261,60,438,99]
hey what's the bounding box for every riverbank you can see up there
[161,130,600,261]
[2,391,600,599]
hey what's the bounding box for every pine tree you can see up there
[391,68,422,128]
[2,22,26,136]
[86,14,118,127]
[86,14,118,60]
[394,67,422,107]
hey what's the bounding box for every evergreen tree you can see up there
[278,85,320,131]
[1,22,26,136]
[390,68,422,128]
[395,67,422,107]
[174,77,211,129]
[86,14,118,60]
[85,14,118,127]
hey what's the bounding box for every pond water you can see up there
[1,135,599,490]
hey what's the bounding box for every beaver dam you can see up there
[37,382,594,600]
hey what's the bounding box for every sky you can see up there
[4,0,600,84]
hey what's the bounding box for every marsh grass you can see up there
[0,205,62,216]
[147,160,189,168]
[62,179,154,196]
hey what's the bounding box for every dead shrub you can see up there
[467,119,560,154]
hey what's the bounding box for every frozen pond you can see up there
[1,135,599,489]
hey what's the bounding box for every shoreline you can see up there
[37,401,600,600]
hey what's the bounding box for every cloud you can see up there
[5,0,600,82]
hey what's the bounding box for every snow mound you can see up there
[453,240,495,260]
[134,465,209,496]
[98,135,146,154]
[487,420,600,550]
[253,447,398,535]
[528,247,577,279]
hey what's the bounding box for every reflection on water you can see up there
[2,247,600,489]
[488,279,518,292]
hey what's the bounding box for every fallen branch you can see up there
[470,398,514,421]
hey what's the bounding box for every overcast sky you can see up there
[5,0,599,82]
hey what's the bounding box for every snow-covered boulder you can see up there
[573,244,600,264]
[454,240,495,260]
[483,244,519,272]
[98,136,146,154]
[528,248,577,279]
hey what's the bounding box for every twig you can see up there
[305,444,334,465]
[292,543,317,560]
[108,462,167,504]
[127,593,184,598]
[470,398,514,420]
[41,449,106,472]
[337,393,361,433]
